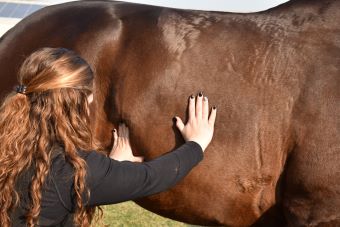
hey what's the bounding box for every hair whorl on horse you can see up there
[0,47,102,227]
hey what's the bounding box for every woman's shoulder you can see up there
[50,142,112,182]
[51,141,105,161]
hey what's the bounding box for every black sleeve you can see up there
[83,141,203,206]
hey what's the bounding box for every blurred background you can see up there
[0,0,44,36]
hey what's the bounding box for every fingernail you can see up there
[198,92,203,97]
[113,129,116,132]
[213,106,217,110]
[204,96,208,101]
[190,95,194,99]
[172,117,177,123]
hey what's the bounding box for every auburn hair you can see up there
[0,47,103,227]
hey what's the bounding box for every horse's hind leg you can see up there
[282,78,340,226]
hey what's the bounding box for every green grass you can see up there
[102,201,197,227]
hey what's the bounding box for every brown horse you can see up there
[0,0,339,226]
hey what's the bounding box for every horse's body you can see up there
[0,0,339,226]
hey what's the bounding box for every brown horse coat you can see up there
[0,0,339,226]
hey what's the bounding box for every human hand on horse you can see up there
[174,92,216,152]
[109,123,144,162]
[110,92,217,161]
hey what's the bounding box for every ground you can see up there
[103,202,199,226]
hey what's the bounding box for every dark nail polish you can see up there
[198,92,203,97]
[213,106,217,110]
[190,95,194,99]
[172,117,177,123]
[113,129,116,132]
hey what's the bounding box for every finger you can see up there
[188,94,195,120]
[114,133,124,146]
[202,96,209,120]
[116,137,123,148]
[174,116,185,132]
[124,124,130,139]
[120,123,126,138]
[113,129,118,143]
[133,156,144,162]
[208,106,217,126]
[120,124,129,145]
[118,123,123,137]
[196,92,203,119]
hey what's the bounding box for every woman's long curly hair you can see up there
[0,47,103,227]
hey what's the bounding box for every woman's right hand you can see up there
[109,123,144,162]
[174,92,217,152]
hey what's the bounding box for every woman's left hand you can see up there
[109,123,144,162]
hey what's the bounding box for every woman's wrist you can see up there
[187,140,205,153]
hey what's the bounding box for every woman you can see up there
[0,47,217,227]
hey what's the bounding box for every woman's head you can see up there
[14,47,96,151]
[0,47,100,227]
[18,47,93,95]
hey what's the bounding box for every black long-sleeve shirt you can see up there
[12,141,203,226]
